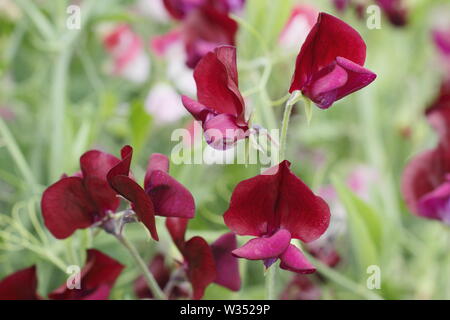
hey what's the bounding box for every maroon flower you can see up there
[0,249,123,300]
[402,81,450,223]
[332,0,350,12]
[166,218,241,299]
[41,149,121,239]
[107,146,196,240]
[49,249,124,300]
[183,5,238,68]
[433,29,450,58]
[182,46,249,149]
[0,266,40,300]
[375,0,408,27]
[163,0,244,20]
[224,160,330,273]
[289,12,376,109]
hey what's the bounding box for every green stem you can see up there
[279,92,302,160]
[0,117,39,193]
[117,234,167,300]
[265,266,276,300]
[15,0,56,42]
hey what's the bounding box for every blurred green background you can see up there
[0,0,449,299]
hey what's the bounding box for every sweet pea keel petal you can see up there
[232,229,292,260]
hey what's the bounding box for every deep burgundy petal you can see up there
[417,180,450,222]
[144,154,195,219]
[193,46,244,119]
[80,150,121,181]
[232,229,291,260]
[290,12,367,93]
[49,249,124,300]
[224,161,330,242]
[181,95,211,123]
[41,177,97,239]
[166,217,189,251]
[279,244,316,274]
[210,233,241,291]
[109,175,158,240]
[0,266,40,300]
[426,81,450,148]
[184,236,217,299]
[203,113,248,149]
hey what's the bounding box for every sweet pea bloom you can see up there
[182,46,249,149]
[145,83,188,124]
[289,13,376,109]
[41,149,122,239]
[107,147,196,240]
[166,218,241,299]
[0,249,123,300]
[103,25,150,84]
[224,160,330,273]
[402,81,450,223]
[279,4,318,51]
[162,0,244,19]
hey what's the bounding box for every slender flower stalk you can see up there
[117,234,167,300]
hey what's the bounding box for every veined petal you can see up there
[184,236,217,300]
[41,177,97,239]
[232,229,292,260]
[211,233,241,291]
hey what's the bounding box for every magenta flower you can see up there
[0,249,123,300]
[165,217,241,299]
[375,0,408,27]
[402,81,450,223]
[224,161,330,273]
[163,0,244,20]
[289,12,376,109]
[0,266,40,300]
[41,149,122,239]
[182,46,249,149]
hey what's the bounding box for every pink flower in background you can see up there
[162,0,245,19]
[103,25,150,84]
[290,13,377,109]
[346,165,379,201]
[333,0,350,12]
[402,81,450,224]
[224,161,330,274]
[376,0,408,27]
[182,46,249,150]
[433,28,450,73]
[145,83,188,124]
[165,218,241,299]
[0,250,124,300]
[279,4,319,51]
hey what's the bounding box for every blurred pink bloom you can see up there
[346,165,379,200]
[145,83,188,124]
[103,25,150,84]
[433,28,450,73]
[279,4,318,51]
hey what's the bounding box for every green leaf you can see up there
[129,100,152,156]
[332,176,382,277]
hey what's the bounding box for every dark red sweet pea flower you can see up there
[107,147,196,241]
[0,266,40,300]
[289,12,376,109]
[0,250,123,300]
[41,150,121,239]
[166,218,241,299]
[183,5,238,68]
[182,46,249,149]
[375,0,408,27]
[402,82,450,223]
[163,0,245,20]
[49,249,124,300]
[224,160,330,273]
